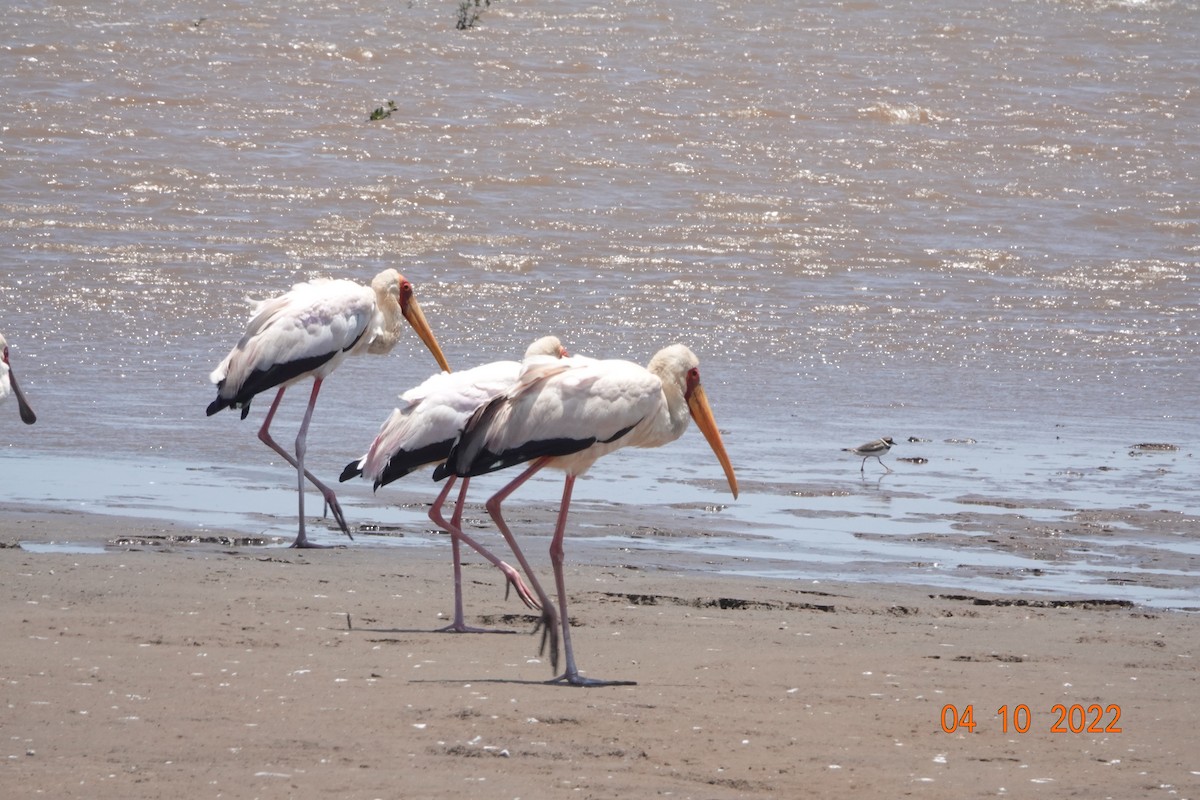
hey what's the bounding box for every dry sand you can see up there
[2,508,1197,799]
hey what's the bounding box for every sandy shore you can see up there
[2,507,1196,799]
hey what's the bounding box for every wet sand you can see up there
[2,507,1197,799]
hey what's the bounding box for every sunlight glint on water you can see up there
[2,0,1197,608]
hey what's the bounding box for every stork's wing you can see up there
[209,280,373,408]
[438,358,660,478]
[348,360,522,487]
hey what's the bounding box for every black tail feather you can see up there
[206,396,231,416]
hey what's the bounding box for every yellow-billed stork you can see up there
[435,344,738,686]
[1,333,37,425]
[340,336,571,631]
[207,269,450,548]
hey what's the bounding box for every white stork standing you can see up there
[1,333,37,425]
[435,344,739,686]
[207,269,451,548]
[340,335,571,632]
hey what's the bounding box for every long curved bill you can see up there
[401,295,452,373]
[7,367,37,425]
[686,383,738,499]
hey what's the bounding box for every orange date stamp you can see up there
[941,703,1122,734]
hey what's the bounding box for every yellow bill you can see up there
[686,383,739,499]
[402,294,452,373]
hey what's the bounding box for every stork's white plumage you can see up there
[345,336,569,491]
[340,336,570,630]
[437,344,738,685]
[1,333,37,425]
[207,269,450,548]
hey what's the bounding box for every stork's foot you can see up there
[533,610,560,672]
[290,538,336,549]
[498,562,540,610]
[321,493,354,540]
[435,621,521,635]
[547,671,637,688]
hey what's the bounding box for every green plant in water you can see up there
[369,100,398,121]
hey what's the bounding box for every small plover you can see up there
[844,436,895,473]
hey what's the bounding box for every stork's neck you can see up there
[367,284,404,354]
[665,382,691,440]
[651,365,691,446]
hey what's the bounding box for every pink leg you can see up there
[546,475,635,687]
[256,384,352,544]
[429,476,540,612]
[427,477,532,633]
[291,379,321,548]
[431,477,470,630]
[484,458,560,668]
[449,477,540,611]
